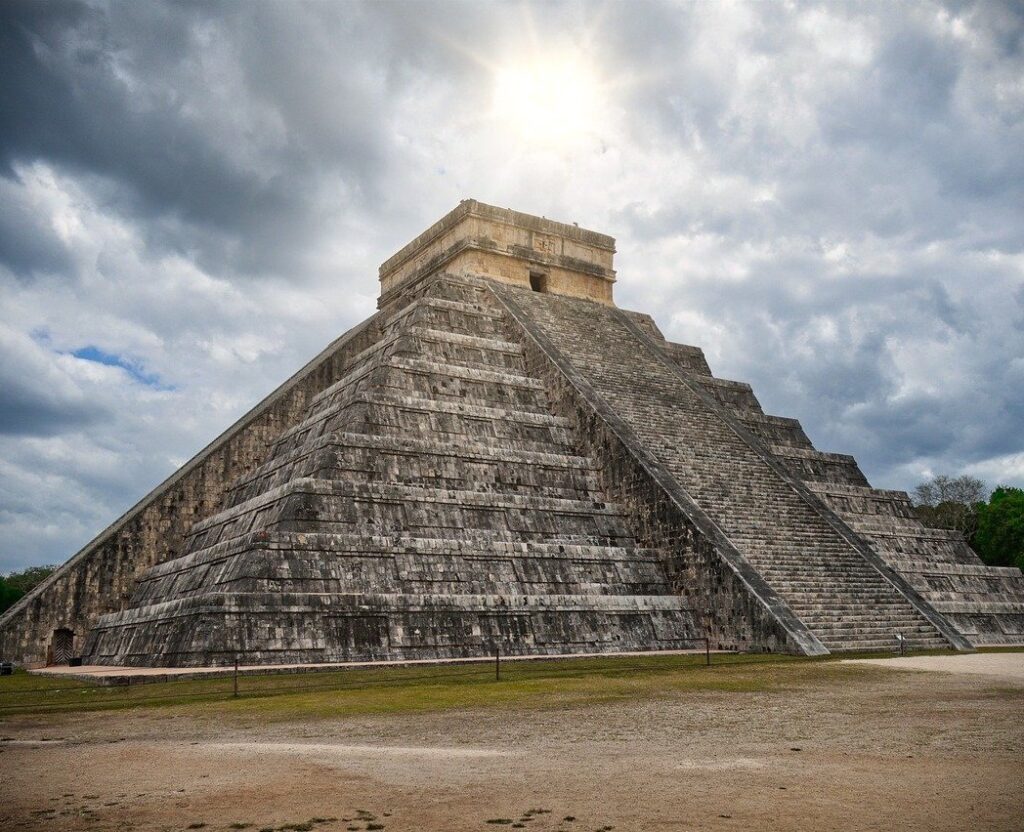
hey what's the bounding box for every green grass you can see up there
[0,649,976,722]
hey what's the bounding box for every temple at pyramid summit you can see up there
[3,200,1024,668]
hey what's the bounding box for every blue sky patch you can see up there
[70,345,173,390]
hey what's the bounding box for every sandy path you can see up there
[1,663,1021,832]
[843,651,1024,680]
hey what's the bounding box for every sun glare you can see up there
[492,56,602,145]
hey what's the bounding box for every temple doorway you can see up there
[49,628,74,665]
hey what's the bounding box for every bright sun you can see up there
[492,56,602,145]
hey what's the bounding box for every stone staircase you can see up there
[665,334,1024,647]
[805,482,1024,646]
[499,284,955,653]
[622,300,1024,648]
[84,275,698,666]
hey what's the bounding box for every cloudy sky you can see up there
[2,0,1022,573]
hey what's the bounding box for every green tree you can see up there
[973,487,1024,571]
[0,577,24,614]
[3,564,57,594]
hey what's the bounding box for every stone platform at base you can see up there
[30,647,729,686]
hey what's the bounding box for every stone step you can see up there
[796,612,937,626]
[309,322,529,414]
[806,482,917,520]
[965,632,1024,646]
[856,531,983,568]
[389,356,545,390]
[145,530,669,580]
[884,561,1022,576]
[272,392,576,457]
[397,328,527,373]
[738,414,813,449]
[410,325,523,356]
[132,544,674,606]
[349,397,575,455]
[765,575,894,586]
[929,599,1024,614]
[739,549,884,561]
[785,598,917,611]
[294,383,570,443]
[851,525,967,542]
[383,293,502,324]
[186,479,635,555]
[786,602,925,618]
[228,431,598,506]
[691,376,765,416]
[820,638,950,652]
[85,587,701,668]
[422,274,493,304]
[306,355,549,425]
[743,562,884,576]
[193,479,628,537]
[758,563,886,573]
[768,446,869,486]
[226,447,604,509]
[103,590,697,621]
[662,341,712,376]
[133,533,670,611]
[924,594,1024,607]
[844,515,939,535]
[377,357,550,413]
[805,482,913,503]
[383,295,508,337]
[808,628,941,643]
[331,310,522,384]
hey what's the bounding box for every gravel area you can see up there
[1,661,1021,832]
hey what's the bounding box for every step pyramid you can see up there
[83,277,699,666]
[3,199,1020,668]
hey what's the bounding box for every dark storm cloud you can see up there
[0,0,395,278]
[0,178,75,278]
[653,253,1024,482]
[0,382,103,437]
[2,3,256,224]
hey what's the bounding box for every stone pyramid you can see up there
[84,275,698,665]
[2,200,1022,667]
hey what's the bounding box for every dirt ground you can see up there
[844,651,1024,680]
[2,659,1022,832]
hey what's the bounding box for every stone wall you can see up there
[378,200,617,308]
[0,315,383,666]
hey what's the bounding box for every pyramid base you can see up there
[83,592,701,668]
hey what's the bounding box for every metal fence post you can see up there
[704,611,713,667]
[495,646,500,682]
[233,654,239,698]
